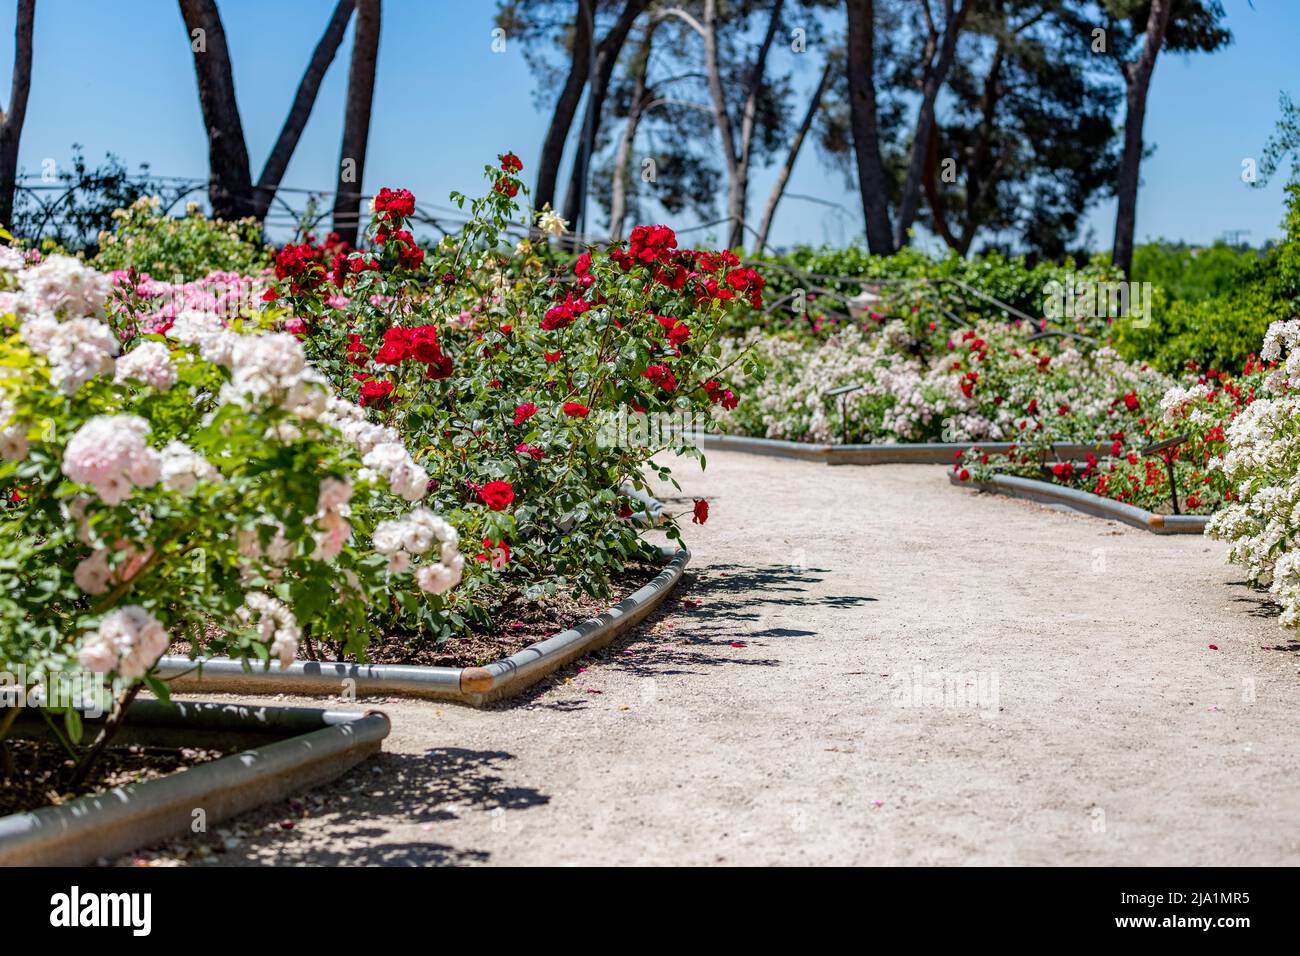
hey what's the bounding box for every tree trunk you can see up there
[923,125,961,251]
[845,0,894,254]
[254,0,354,220]
[1112,0,1171,276]
[535,0,594,217]
[0,0,35,228]
[755,57,833,253]
[332,0,381,246]
[609,24,654,240]
[561,0,646,232]
[702,0,783,249]
[179,0,254,220]
[893,0,969,249]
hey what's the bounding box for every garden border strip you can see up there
[949,472,1208,535]
[154,544,690,706]
[0,701,389,866]
[703,433,1113,466]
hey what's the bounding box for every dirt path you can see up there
[132,450,1300,866]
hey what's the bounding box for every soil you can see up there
[118,450,1300,866]
[0,739,224,817]
[357,560,662,668]
[171,562,663,670]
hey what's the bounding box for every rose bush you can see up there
[263,155,760,621]
[92,195,271,282]
[953,357,1265,515]
[1207,320,1300,628]
[0,248,459,774]
[718,317,1168,446]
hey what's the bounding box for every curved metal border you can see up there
[154,545,690,706]
[702,433,1111,466]
[950,472,1208,535]
[0,702,389,866]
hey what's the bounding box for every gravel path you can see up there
[134,450,1300,866]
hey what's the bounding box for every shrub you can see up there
[1208,319,1300,629]
[0,250,457,775]
[1114,185,1300,375]
[92,196,271,282]
[261,157,760,623]
[738,245,1120,341]
[957,359,1266,515]
[718,318,1169,447]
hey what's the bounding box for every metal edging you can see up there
[0,707,389,866]
[950,472,1208,535]
[154,544,690,706]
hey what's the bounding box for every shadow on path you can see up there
[136,748,548,867]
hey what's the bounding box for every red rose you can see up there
[475,538,512,570]
[544,350,563,363]
[514,402,538,426]
[373,186,416,219]
[480,480,515,512]
[499,152,523,173]
[1123,391,1140,412]
[563,402,590,418]
[515,443,544,460]
[692,499,709,525]
[642,363,677,393]
[359,378,395,408]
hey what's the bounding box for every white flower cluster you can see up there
[1159,383,1213,425]
[238,591,300,668]
[362,442,430,502]
[15,254,112,319]
[1207,320,1300,635]
[19,313,119,395]
[372,506,464,594]
[168,309,238,366]
[159,439,221,492]
[78,605,169,680]
[73,543,152,596]
[62,415,161,505]
[320,395,400,454]
[114,340,177,390]
[0,394,27,462]
[312,477,353,561]
[221,332,328,419]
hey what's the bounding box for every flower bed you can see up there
[717,317,1170,448]
[1204,320,1300,636]
[0,700,388,866]
[952,359,1265,516]
[0,151,749,798]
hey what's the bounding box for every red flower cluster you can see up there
[541,293,590,331]
[274,243,326,295]
[499,152,523,173]
[703,379,738,410]
[375,227,425,270]
[611,225,678,270]
[724,267,765,309]
[359,378,395,409]
[642,363,677,393]
[330,252,379,288]
[373,325,453,378]
[373,187,416,221]
[655,314,691,347]
[563,402,590,418]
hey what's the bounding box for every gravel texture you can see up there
[122,450,1300,866]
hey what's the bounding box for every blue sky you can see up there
[0,0,1295,251]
